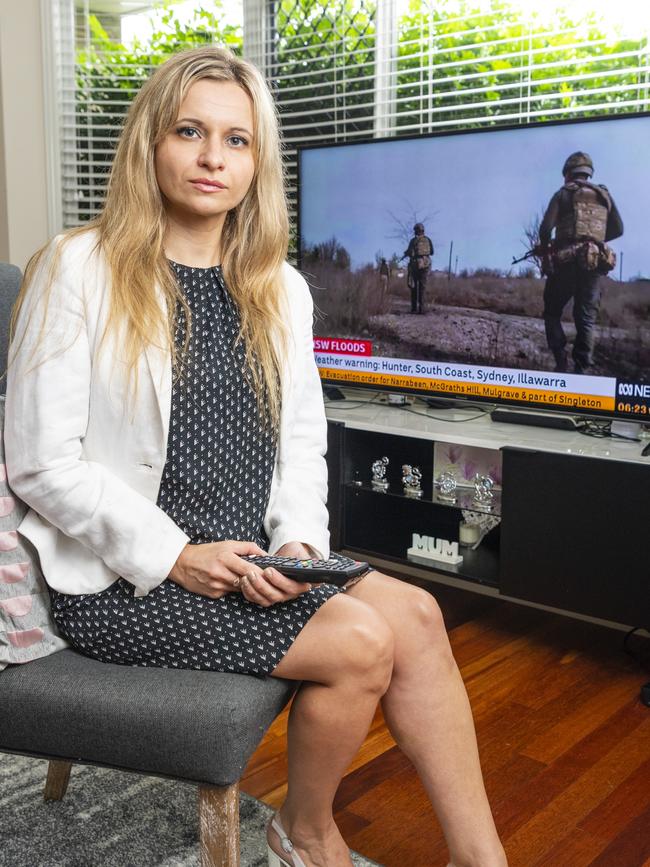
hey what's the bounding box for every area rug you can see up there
[0,754,380,866]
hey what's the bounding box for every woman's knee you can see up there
[316,595,394,694]
[399,586,454,660]
[344,606,395,694]
[408,587,447,635]
[270,593,393,688]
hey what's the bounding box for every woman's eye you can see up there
[228,135,248,147]
[176,126,200,139]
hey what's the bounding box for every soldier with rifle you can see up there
[537,151,623,374]
[402,222,434,314]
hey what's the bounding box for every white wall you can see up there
[0,0,49,270]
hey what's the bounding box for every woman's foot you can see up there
[447,843,508,867]
[267,809,353,867]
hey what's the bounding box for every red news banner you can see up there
[313,337,372,356]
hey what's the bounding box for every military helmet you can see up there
[562,151,594,178]
[413,222,425,235]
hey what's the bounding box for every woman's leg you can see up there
[345,571,507,867]
[269,592,394,866]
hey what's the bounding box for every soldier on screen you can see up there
[539,151,623,374]
[378,257,390,298]
[403,223,434,314]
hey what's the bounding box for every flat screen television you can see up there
[297,113,650,421]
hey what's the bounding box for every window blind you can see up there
[266,0,650,218]
[48,0,650,231]
[50,0,243,230]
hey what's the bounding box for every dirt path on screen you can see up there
[368,295,650,379]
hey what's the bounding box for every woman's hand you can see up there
[274,541,318,560]
[168,539,313,606]
[168,540,267,599]
[235,540,315,607]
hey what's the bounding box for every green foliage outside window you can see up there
[74,4,242,221]
[272,0,377,141]
[396,3,648,130]
[71,0,649,224]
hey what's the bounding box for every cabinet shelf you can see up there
[341,485,499,586]
[348,543,500,588]
[326,405,650,627]
[344,481,502,517]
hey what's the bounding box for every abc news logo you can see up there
[618,382,650,398]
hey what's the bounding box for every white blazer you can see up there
[4,231,330,597]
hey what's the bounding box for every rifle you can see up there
[512,242,555,273]
[512,245,542,266]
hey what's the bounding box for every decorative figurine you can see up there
[402,464,423,498]
[371,456,390,492]
[434,471,457,504]
[472,473,494,510]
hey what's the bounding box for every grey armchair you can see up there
[0,262,295,866]
[0,262,20,395]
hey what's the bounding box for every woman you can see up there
[5,47,507,867]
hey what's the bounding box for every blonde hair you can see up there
[10,45,289,427]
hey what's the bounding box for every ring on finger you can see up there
[232,575,241,589]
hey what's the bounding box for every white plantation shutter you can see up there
[42,0,76,235]
[47,0,650,230]
[47,0,164,230]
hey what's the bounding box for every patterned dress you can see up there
[49,262,344,676]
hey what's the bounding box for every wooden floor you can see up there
[240,574,650,867]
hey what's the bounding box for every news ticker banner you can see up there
[314,350,624,412]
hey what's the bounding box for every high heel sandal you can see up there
[266,812,307,867]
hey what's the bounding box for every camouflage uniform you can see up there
[404,224,434,314]
[539,152,623,373]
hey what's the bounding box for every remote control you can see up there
[241,554,370,586]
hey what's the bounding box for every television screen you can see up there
[298,113,650,420]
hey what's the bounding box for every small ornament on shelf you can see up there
[402,464,423,498]
[434,470,458,504]
[458,521,481,546]
[460,509,501,548]
[371,456,390,492]
[407,533,463,566]
[472,473,495,510]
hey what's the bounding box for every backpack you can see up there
[556,181,611,245]
[413,235,433,270]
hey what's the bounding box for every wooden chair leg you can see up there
[43,760,73,801]
[198,782,239,867]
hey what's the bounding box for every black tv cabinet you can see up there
[324,397,650,629]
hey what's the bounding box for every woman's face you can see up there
[155,78,255,226]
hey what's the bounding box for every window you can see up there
[47,0,650,233]
[271,0,650,218]
[48,0,243,230]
